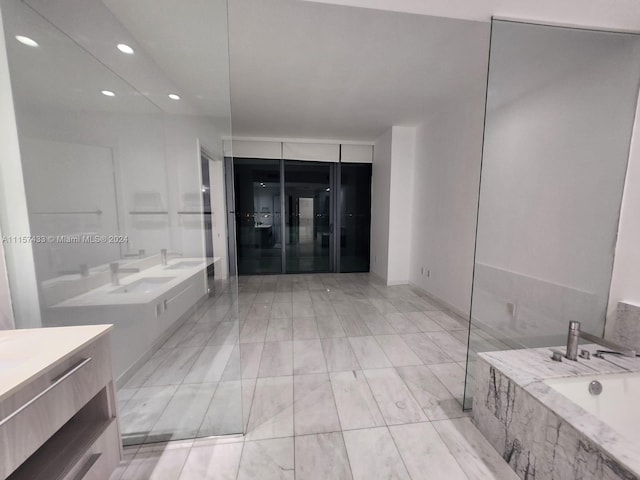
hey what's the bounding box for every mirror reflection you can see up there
[464,19,640,408]
[1,0,240,442]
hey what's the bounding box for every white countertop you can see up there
[0,325,112,402]
[50,257,219,308]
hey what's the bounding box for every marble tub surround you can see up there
[473,345,640,480]
[611,301,640,352]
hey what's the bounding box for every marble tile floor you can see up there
[113,273,517,479]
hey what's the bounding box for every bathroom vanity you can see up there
[0,325,120,480]
[44,257,220,383]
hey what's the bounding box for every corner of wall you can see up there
[0,5,42,328]
[606,86,640,339]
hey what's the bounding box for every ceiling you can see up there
[4,0,640,142]
[226,0,489,141]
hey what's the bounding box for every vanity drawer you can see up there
[0,335,112,477]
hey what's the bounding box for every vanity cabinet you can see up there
[0,325,120,480]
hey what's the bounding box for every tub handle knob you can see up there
[550,350,563,362]
[579,349,591,360]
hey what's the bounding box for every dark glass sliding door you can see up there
[339,163,372,272]
[284,161,332,273]
[233,159,282,274]
[230,158,371,275]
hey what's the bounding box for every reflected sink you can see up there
[164,261,203,270]
[110,277,175,294]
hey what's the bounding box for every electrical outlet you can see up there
[427,270,431,278]
[421,267,425,275]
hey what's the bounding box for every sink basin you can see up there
[110,277,175,294]
[164,261,203,270]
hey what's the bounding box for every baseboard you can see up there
[386,279,410,286]
[408,282,470,322]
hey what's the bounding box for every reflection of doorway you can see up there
[200,150,214,293]
[228,158,371,275]
[284,161,331,273]
[298,198,313,243]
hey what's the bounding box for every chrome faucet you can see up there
[123,249,145,259]
[565,321,636,360]
[160,249,181,266]
[58,263,89,277]
[110,262,120,286]
[110,262,140,286]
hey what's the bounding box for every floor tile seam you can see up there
[243,338,268,438]
[345,365,387,430]
[316,335,357,479]
[370,334,424,368]
[190,375,225,440]
[385,422,428,480]
[429,418,473,480]
[291,326,297,480]
[358,364,431,425]
[123,345,192,390]
[424,362,466,401]
[137,379,202,446]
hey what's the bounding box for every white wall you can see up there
[408,95,485,315]
[0,8,41,328]
[606,92,640,338]
[472,24,640,342]
[387,126,416,285]
[16,109,223,261]
[370,127,392,281]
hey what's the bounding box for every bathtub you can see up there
[473,346,640,480]
[545,371,640,442]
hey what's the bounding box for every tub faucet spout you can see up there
[110,262,120,286]
[565,321,636,361]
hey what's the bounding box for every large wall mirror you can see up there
[1,0,242,442]
[463,19,640,408]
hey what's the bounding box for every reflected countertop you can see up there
[49,257,219,308]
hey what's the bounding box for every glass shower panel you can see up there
[284,161,331,273]
[339,163,372,272]
[233,159,283,274]
[463,20,640,409]
[0,0,241,441]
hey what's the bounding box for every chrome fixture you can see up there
[109,263,119,286]
[588,380,603,395]
[58,263,89,277]
[123,249,145,259]
[565,321,636,361]
[160,248,182,266]
[110,262,139,286]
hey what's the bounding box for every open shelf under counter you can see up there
[0,325,121,480]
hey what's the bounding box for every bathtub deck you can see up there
[473,345,640,480]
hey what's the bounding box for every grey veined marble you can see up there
[473,346,640,480]
[612,301,640,352]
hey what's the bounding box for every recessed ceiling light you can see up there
[116,43,134,54]
[168,93,181,100]
[15,35,38,47]
[101,90,115,97]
